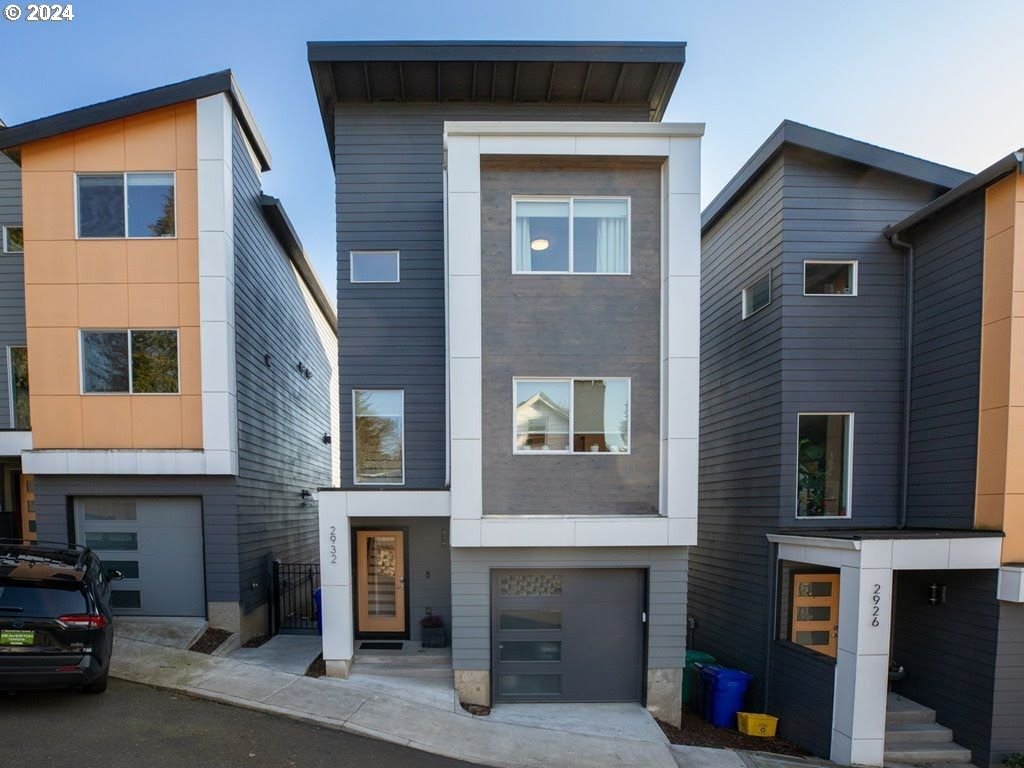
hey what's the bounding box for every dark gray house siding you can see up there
[892,570,1000,767]
[231,118,333,614]
[479,158,661,516]
[778,148,945,530]
[991,599,1024,765]
[0,151,25,431]
[31,474,240,604]
[333,103,647,490]
[903,194,984,529]
[768,641,835,756]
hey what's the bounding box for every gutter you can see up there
[887,231,915,530]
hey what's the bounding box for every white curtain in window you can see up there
[516,216,532,272]
[596,216,628,273]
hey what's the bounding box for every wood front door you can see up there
[356,530,406,634]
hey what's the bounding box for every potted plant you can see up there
[420,614,446,648]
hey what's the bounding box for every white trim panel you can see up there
[0,430,31,455]
[21,449,219,475]
[998,566,1024,602]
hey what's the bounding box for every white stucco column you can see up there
[318,491,353,677]
[831,541,894,766]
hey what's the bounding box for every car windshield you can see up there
[0,583,88,617]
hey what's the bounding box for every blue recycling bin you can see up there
[700,665,753,728]
[314,587,323,636]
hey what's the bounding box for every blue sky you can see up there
[1,0,1021,294]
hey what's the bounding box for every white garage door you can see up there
[75,497,205,617]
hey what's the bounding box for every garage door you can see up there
[75,497,205,617]
[491,569,644,703]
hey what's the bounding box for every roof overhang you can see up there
[260,194,337,330]
[702,120,971,234]
[308,41,686,154]
[0,70,272,171]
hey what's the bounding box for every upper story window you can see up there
[797,413,852,518]
[8,346,29,429]
[81,329,179,394]
[513,197,630,274]
[742,270,771,318]
[353,389,404,485]
[77,173,176,239]
[514,377,630,454]
[2,226,24,254]
[804,260,857,296]
[351,251,400,283]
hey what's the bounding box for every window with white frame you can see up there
[2,226,24,254]
[81,330,179,394]
[514,378,630,454]
[803,260,857,296]
[742,270,771,318]
[513,197,630,274]
[8,346,29,429]
[350,251,400,283]
[353,389,404,484]
[797,413,852,517]
[77,173,176,238]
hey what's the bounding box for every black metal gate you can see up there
[270,560,320,635]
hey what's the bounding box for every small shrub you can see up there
[1003,753,1024,768]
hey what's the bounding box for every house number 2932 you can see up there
[870,584,881,627]
[329,525,337,565]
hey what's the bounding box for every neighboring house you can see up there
[312,41,701,724]
[691,121,1023,767]
[0,72,339,639]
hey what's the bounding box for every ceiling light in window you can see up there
[530,238,550,251]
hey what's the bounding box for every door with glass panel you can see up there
[790,573,840,658]
[356,530,406,633]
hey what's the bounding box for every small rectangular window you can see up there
[804,260,857,296]
[110,590,142,609]
[2,226,24,254]
[514,378,630,454]
[77,173,175,239]
[350,251,400,283]
[742,271,771,318]
[353,389,404,485]
[8,346,29,430]
[797,413,852,517]
[790,572,839,658]
[85,531,138,551]
[81,330,179,394]
[514,197,629,274]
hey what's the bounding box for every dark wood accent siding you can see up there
[479,159,661,515]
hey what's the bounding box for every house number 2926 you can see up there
[329,525,337,564]
[870,584,881,627]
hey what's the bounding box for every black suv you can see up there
[0,541,118,693]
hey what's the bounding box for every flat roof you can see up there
[701,120,971,233]
[308,40,686,152]
[0,71,271,171]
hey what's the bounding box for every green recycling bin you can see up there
[683,650,717,708]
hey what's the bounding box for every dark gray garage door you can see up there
[491,569,645,703]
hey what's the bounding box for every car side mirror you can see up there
[108,570,125,582]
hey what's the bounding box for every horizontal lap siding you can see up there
[334,103,647,490]
[904,194,983,528]
[992,601,1024,765]
[0,153,24,430]
[768,642,835,757]
[692,155,784,707]
[232,120,333,613]
[779,148,945,529]
[31,474,239,603]
[893,570,999,767]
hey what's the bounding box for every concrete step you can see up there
[350,666,453,679]
[886,722,954,745]
[884,743,973,765]
[887,694,937,725]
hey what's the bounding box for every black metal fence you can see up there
[270,560,320,635]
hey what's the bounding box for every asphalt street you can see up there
[0,678,485,768]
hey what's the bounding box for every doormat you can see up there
[359,641,403,650]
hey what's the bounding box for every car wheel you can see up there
[82,673,108,694]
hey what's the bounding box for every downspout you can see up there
[442,145,451,489]
[888,231,914,530]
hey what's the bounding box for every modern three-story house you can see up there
[0,72,339,639]
[692,121,1023,767]
[311,41,701,723]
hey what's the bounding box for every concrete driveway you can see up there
[0,679,483,768]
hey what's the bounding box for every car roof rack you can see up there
[0,539,90,571]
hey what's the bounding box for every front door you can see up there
[356,530,406,634]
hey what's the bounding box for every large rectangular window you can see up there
[81,330,179,394]
[514,197,629,274]
[77,173,175,239]
[8,346,29,429]
[803,260,857,296]
[797,413,852,517]
[353,389,404,485]
[2,226,23,254]
[514,378,630,454]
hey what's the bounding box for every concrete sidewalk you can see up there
[110,636,745,768]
